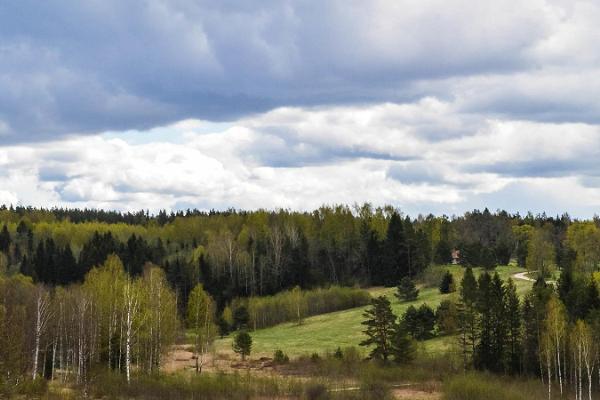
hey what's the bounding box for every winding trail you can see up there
[513,271,536,282]
[512,270,556,285]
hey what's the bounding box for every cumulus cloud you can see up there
[1,102,599,216]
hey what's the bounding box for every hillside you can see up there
[213,265,532,357]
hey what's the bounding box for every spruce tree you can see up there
[457,266,479,370]
[381,213,408,285]
[504,278,521,375]
[475,272,493,370]
[360,296,397,362]
[439,270,455,294]
[489,273,507,373]
[396,277,419,302]
[0,224,10,253]
[391,324,415,364]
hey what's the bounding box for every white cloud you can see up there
[1,101,599,216]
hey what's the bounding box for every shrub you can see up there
[443,373,547,400]
[234,286,371,330]
[333,347,343,359]
[304,383,329,400]
[274,349,290,364]
[311,353,321,363]
[421,265,448,288]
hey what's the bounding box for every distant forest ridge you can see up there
[0,203,591,308]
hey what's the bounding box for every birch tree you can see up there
[31,285,52,380]
[545,296,567,396]
[187,284,217,374]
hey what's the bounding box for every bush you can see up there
[443,373,547,400]
[421,265,448,288]
[304,383,329,400]
[311,353,321,363]
[333,347,343,359]
[274,349,290,364]
[235,286,371,330]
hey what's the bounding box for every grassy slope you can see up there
[213,265,532,357]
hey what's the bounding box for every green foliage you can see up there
[401,304,435,341]
[232,305,250,330]
[333,347,343,359]
[233,331,253,360]
[439,270,455,294]
[273,349,290,364]
[360,296,397,362]
[391,324,416,364]
[443,372,547,400]
[436,300,458,335]
[396,277,419,302]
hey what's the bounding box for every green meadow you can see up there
[213,265,532,357]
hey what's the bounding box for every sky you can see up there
[1,0,600,217]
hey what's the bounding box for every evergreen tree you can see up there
[396,277,419,302]
[0,224,10,253]
[19,254,34,278]
[380,213,408,285]
[457,266,479,370]
[391,324,415,364]
[232,331,252,361]
[504,278,521,374]
[488,273,507,373]
[360,296,397,362]
[475,272,494,370]
[436,299,458,335]
[460,267,478,305]
[233,305,250,330]
[439,270,455,294]
[434,238,453,264]
[401,304,435,341]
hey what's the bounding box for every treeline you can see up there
[0,255,179,388]
[227,286,371,330]
[0,204,594,309]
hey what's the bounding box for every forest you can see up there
[2,203,600,399]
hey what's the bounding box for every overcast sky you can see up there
[1,0,600,216]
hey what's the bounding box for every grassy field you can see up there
[212,265,533,358]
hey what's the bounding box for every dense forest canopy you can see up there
[0,203,587,308]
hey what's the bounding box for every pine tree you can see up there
[396,277,419,302]
[360,296,397,362]
[233,331,252,361]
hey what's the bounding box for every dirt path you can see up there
[512,270,556,285]
[513,270,536,282]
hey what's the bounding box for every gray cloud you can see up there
[0,0,580,142]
